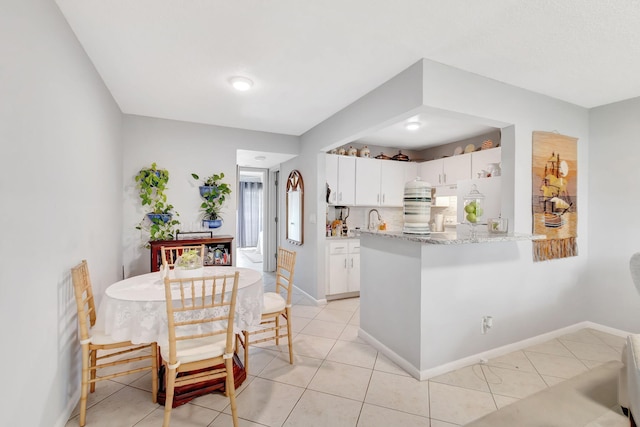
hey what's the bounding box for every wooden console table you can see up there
[149,236,234,272]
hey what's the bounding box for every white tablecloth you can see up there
[97,267,264,344]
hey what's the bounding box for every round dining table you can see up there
[97,266,264,345]
[96,266,264,406]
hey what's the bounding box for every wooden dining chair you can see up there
[71,260,158,427]
[237,247,296,374]
[162,272,240,427]
[160,244,206,269]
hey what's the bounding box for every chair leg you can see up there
[162,366,176,427]
[150,343,158,403]
[275,316,280,345]
[285,308,294,364]
[242,330,250,374]
[89,349,97,393]
[225,358,239,427]
[79,345,90,427]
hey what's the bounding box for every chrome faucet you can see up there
[368,209,382,231]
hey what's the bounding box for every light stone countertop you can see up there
[358,229,546,245]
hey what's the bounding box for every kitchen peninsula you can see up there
[357,229,544,380]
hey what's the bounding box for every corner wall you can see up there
[0,2,123,425]
[299,59,592,357]
[121,115,299,276]
[586,97,640,332]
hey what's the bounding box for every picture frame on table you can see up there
[176,231,213,240]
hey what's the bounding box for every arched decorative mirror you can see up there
[286,170,303,245]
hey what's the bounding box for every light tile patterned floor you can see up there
[67,270,629,426]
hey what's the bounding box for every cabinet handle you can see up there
[438,174,442,184]
[443,173,447,183]
[382,194,385,203]
[344,259,347,268]
[335,246,345,250]
[339,192,342,202]
[377,194,380,203]
[351,258,353,268]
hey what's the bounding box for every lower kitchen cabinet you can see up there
[327,239,360,296]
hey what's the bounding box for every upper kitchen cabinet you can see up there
[326,154,355,205]
[355,157,414,206]
[418,153,471,188]
[471,147,501,178]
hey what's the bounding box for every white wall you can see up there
[122,115,299,276]
[586,98,640,331]
[0,2,123,426]
[294,59,593,355]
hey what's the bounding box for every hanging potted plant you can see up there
[135,163,180,246]
[192,172,231,228]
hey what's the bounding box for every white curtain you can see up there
[238,181,263,248]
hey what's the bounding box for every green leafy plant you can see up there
[134,162,180,246]
[148,216,180,242]
[135,163,173,214]
[192,172,231,221]
[175,249,201,269]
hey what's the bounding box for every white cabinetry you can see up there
[355,158,412,207]
[326,154,356,205]
[418,154,471,196]
[471,147,501,178]
[327,239,360,296]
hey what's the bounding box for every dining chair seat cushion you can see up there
[160,334,231,365]
[262,292,286,315]
[87,328,124,345]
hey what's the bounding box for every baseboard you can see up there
[293,284,327,306]
[53,390,80,427]
[360,321,633,381]
[583,321,632,337]
[358,328,422,379]
[327,291,359,301]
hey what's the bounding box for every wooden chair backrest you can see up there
[71,260,96,341]
[275,247,297,305]
[161,244,206,269]
[163,272,240,365]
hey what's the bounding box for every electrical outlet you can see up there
[481,316,493,334]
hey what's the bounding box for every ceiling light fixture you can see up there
[405,121,422,131]
[254,155,266,161]
[229,76,253,91]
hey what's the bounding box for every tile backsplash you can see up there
[326,197,459,234]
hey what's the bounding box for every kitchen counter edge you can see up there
[358,230,546,245]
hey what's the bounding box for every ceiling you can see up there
[56,0,640,165]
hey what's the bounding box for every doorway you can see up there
[237,168,266,270]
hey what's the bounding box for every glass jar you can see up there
[463,185,485,238]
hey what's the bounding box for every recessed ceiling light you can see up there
[405,121,422,131]
[254,155,266,161]
[229,76,253,91]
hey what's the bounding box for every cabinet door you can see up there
[355,157,381,206]
[418,159,443,186]
[348,253,360,292]
[442,153,471,184]
[337,156,356,205]
[404,161,418,184]
[471,147,501,178]
[326,154,338,205]
[380,160,406,206]
[329,253,349,294]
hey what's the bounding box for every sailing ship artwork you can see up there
[539,152,573,228]
[532,131,578,261]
